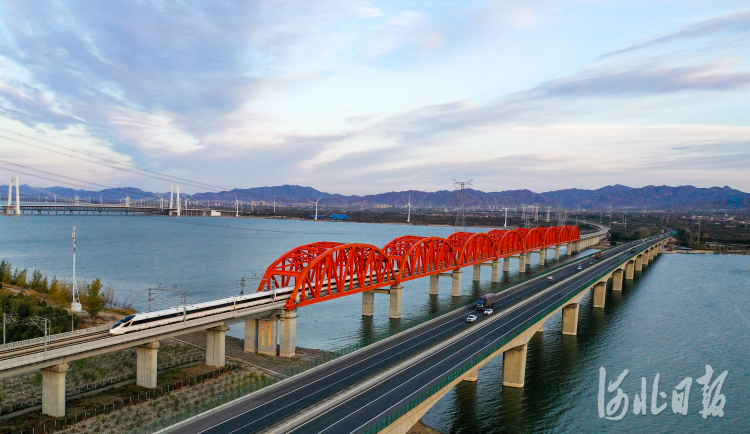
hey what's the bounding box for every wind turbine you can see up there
[272,196,278,214]
[503,207,508,228]
[310,196,322,220]
[403,194,414,223]
[234,194,239,217]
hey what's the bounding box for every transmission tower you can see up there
[453,179,472,229]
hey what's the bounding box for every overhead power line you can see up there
[0,130,227,191]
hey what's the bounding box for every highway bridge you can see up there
[0,223,606,419]
[160,233,666,434]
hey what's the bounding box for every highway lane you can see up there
[176,238,650,434]
[286,235,668,434]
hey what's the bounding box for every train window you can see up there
[113,315,136,328]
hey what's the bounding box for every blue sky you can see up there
[0,1,749,194]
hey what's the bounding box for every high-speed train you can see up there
[109,287,294,335]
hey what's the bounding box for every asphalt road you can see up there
[176,236,664,434]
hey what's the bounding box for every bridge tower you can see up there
[6,175,20,215]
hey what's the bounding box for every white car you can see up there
[483,308,493,315]
[466,314,478,323]
[576,265,582,270]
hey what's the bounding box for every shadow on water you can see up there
[358,314,375,342]
[449,381,480,434]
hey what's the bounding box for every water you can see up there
[421,253,750,433]
[2,216,747,432]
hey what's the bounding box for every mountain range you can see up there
[36,184,750,210]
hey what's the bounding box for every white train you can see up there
[109,287,294,335]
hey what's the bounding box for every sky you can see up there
[0,1,749,195]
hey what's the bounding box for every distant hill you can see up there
[22,184,750,210]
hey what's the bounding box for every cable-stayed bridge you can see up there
[1,176,240,216]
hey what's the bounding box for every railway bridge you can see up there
[0,224,605,418]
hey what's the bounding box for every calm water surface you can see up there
[1,215,747,432]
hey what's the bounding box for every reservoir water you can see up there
[1,215,748,432]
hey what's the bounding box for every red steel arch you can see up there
[559,225,581,243]
[258,241,344,291]
[447,232,496,266]
[383,235,426,259]
[282,243,396,310]
[541,226,560,247]
[390,237,456,281]
[497,230,524,256]
[521,227,545,250]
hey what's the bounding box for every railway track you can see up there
[0,330,112,361]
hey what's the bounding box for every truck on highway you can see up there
[476,293,499,311]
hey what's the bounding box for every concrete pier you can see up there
[518,255,526,273]
[42,363,69,417]
[244,320,258,353]
[593,282,606,308]
[257,318,278,356]
[362,290,375,316]
[525,251,532,269]
[429,275,439,295]
[390,285,404,318]
[491,260,500,282]
[612,269,624,291]
[555,245,561,260]
[206,324,229,367]
[280,311,298,358]
[562,303,579,335]
[538,248,546,266]
[136,341,160,388]
[625,261,635,280]
[451,271,462,297]
[463,368,478,382]
[473,264,481,281]
[566,242,573,256]
[635,255,643,272]
[503,257,510,272]
[502,344,528,388]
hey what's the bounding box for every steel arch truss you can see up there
[287,243,396,310]
[258,241,344,291]
[389,237,456,281]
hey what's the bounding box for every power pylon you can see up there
[453,179,472,229]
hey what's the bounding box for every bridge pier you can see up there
[525,251,532,269]
[41,363,68,417]
[206,325,229,367]
[593,282,606,308]
[566,242,572,256]
[536,321,544,333]
[429,275,439,294]
[244,320,258,352]
[280,311,298,358]
[473,264,481,281]
[502,344,528,388]
[503,257,510,272]
[257,318,278,356]
[625,261,635,279]
[136,341,160,388]
[635,255,643,272]
[612,269,624,291]
[390,285,403,319]
[362,290,375,316]
[463,368,478,382]
[451,271,462,297]
[538,248,546,266]
[491,260,500,282]
[517,255,525,273]
[562,303,579,335]
[555,245,561,260]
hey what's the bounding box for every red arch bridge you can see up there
[258,225,585,312]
